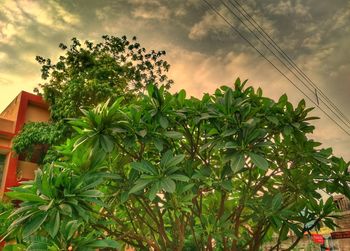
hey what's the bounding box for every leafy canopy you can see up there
[13,35,173,162]
[3,79,350,251]
[35,35,173,120]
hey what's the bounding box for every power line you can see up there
[220,0,350,129]
[230,0,350,125]
[201,0,350,137]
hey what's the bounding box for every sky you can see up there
[0,0,349,159]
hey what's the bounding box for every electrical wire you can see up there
[201,0,350,136]
[220,0,350,129]
[231,0,350,125]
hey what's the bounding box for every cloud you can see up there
[331,2,350,31]
[131,5,171,20]
[0,0,83,77]
[165,45,295,101]
[265,0,310,17]
[189,8,229,40]
[188,1,277,43]
[0,0,79,40]
[302,32,322,50]
[127,0,197,21]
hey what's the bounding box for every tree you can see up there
[13,35,173,162]
[3,79,350,250]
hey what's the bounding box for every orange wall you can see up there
[0,118,14,133]
[17,161,38,180]
[25,103,50,123]
[0,138,11,148]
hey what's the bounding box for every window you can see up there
[0,154,6,185]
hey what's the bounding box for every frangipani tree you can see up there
[2,79,349,251]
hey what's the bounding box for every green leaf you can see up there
[27,241,48,251]
[221,129,237,137]
[303,116,320,121]
[161,177,176,193]
[120,191,129,203]
[177,89,186,105]
[86,239,121,249]
[266,116,279,125]
[278,94,288,104]
[159,116,169,129]
[47,211,60,238]
[147,84,154,96]
[169,174,189,182]
[221,180,232,191]
[129,179,153,194]
[166,154,185,168]
[2,244,26,251]
[161,150,172,167]
[257,87,263,97]
[279,224,289,241]
[154,138,164,152]
[224,88,233,112]
[288,222,303,237]
[314,154,331,164]
[79,190,104,197]
[131,161,157,174]
[65,220,79,240]
[163,131,183,139]
[283,126,293,136]
[230,153,245,172]
[9,205,35,219]
[271,193,283,210]
[23,213,48,238]
[6,192,45,202]
[100,134,114,152]
[225,142,238,149]
[249,152,268,170]
[59,204,72,217]
[74,205,89,222]
[38,200,54,211]
[148,182,160,201]
[8,212,35,230]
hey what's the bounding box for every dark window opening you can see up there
[0,154,6,185]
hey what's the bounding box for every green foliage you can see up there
[6,79,350,250]
[0,201,13,238]
[14,35,173,162]
[35,35,173,120]
[12,122,66,163]
[3,157,121,250]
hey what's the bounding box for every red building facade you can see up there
[0,91,49,199]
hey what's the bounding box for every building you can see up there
[330,195,350,250]
[0,91,49,199]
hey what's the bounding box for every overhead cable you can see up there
[230,0,350,125]
[221,0,350,129]
[201,0,350,136]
